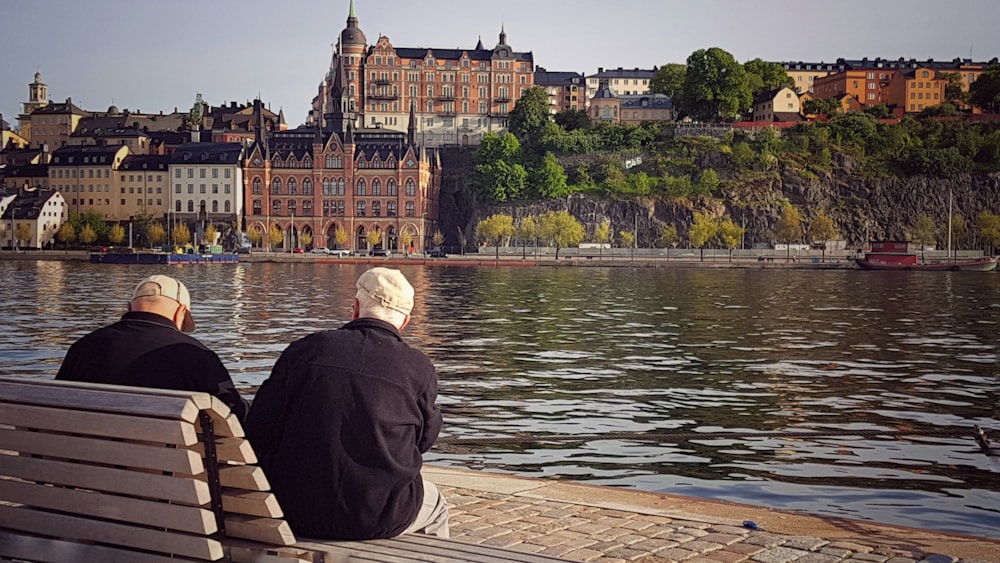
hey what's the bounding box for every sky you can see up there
[3,0,1000,128]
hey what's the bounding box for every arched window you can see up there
[405,178,415,196]
[187,201,194,212]
[405,201,415,216]
[253,200,262,215]
[225,201,231,213]
[272,178,282,194]
[303,178,313,195]
[175,200,182,212]
[372,201,381,217]
[372,179,381,196]
[272,200,281,213]
[322,179,331,195]
[387,179,397,195]
[356,179,366,196]
[212,200,219,213]
[338,179,345,195]
[357,201,366,216]
[387,201,397,216]
[252,178,262,194]
[288,178,297,195]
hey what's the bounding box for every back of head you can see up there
[130,275,195,332]
[355,267,414,328]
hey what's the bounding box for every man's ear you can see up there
[352,298,360,320]
[400,313,411,330]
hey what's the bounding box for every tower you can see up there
[17,70,50,142]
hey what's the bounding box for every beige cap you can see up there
[356,267,414,315]
[131,275,195,332]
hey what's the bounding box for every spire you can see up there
[407,100,416,146]
[346,119,355,145]
[348,0,357,19]
[499,25,507,46]
[475,35,484,50]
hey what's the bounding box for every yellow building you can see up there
[887,67,946,114]
[16,71,49,145]
[47,145,132,220]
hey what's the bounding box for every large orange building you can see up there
[886,67,946,114]
[310,1,534,148]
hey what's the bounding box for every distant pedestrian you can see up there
[56,275,248,420]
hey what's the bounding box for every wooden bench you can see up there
[0,377,571,563]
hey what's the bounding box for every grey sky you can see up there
[2,0,999,128]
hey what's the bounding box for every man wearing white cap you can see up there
[56,274,248,420]
[246,267,448,540]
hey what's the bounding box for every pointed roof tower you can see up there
[407,100,416,146]
[475,36,484,51]
[340,0,367,50]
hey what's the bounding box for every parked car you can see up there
[327,248,352,257]
[371,248,388,257]
[428,247,447,258]
[235,247,252,255]
[310,247,329,254]
[288,248,305,254]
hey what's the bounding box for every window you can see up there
[288,178,297,195]
[406,178,415,196]
[356,179,366,195]
[288,200,296,215]
[372,179,381,196]
[176,201,182,212]
[175,184,181,193]
[357,201,366,216]
[225,201,231,213]
[212,200,219,213]
[387,201,397,217]
[272,200,281,213]
[338,179,345,195]
[175,169,181,178]
[253,178,262,194]
[188,201,194,212]
[272,178,282,194]
[212,184,219,194]
[388,179,397,195]
[303,178,313,195]
[253,200,262,215]
[200,184,206,194]
[212,169,218,179]
[372,201,381,217]
[405,201,415,216]
[303,201,312,214]
[188,184,194,194]
[200,169,206,179]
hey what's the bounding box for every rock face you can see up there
[438,148,1000,248]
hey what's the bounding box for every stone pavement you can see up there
[424,466,1000,563]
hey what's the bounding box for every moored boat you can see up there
[856,241,998,271]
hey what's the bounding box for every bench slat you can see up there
[219,464,272,490]
[0,427,205,474]
[224,514,297,546]
[0,378,201,421]
[0,453,211,505]
[0,528,205,563]
[192,435,258,464]
[226,542,322,563]
[0,376,216,414]
[197,410,245,438]
[0,504,225,561]
[223,489,284,518]
[0,403,199,445]
[0,478,217,535]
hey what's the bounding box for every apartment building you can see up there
[781,61,839,93]
[752,87,802,122]
[118,155,170,221]
[886,67,947,114]
[310,3,534,148]
[585,67,656,100]
[47,145,131,219]
[169,143,245,232]
[534,68,587,115]
[0,187,66,249]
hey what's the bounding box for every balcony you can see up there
[373,78,391,86]
[438,111,457,117]
[435,94,456,101]
[368,92,399,100]
[495,96,511,103]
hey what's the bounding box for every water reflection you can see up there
[0,260,997,538]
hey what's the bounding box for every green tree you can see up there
[658,224,678,249]
[367,229,382,252]
[78,209,109,243]
[744,58,794,95]
[717,216,744,260]
[248,225,264,248]
[204,224,219,245]
[970,67,1000,114]
[57,222,76,250]
[949,213,971,251]
[689,212,718,261]
[108,224,126,245]
[808,212,838,261]
[941,72,970,107]
[530,152,570,198]
[183,92,205,131]
[148,223,167,247]
[774,205,803,262]
[299,231,313,249]
[333,226,348,250]
[594,219,611,259]
[678,47,752,121]
[976,211,1000,255]
[538,210,584,259]
[78,224,97,246]
[619,230,635,260]
[476,214,515,258]
[803,97,841,116]
[472,132,527,202]
[553,109,591,131]
[174,223,192,246]
[650,63,687,99]
[697,168,720,195]
[266,225,282,249]
[910,213,937,251]
[863,104,892,119]
[516,216,539,258]
[508,86,550,151]
[400,231,414,254]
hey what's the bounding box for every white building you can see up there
[1,188,67,249]
[169,143,245,234]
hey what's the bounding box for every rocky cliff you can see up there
[438,148,1000,248]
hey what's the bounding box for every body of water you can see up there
[1,260,998,538]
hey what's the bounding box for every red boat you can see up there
[856,241,998,271]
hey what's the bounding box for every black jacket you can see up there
[56,311,248,421]
[244,318,442,540]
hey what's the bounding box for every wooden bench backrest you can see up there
[0,377,311,562]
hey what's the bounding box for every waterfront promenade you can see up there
[427,466,1000,563]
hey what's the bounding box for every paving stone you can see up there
[794,554,844,563]
[818,548,853,558]
[605,546,657,560]
[725,543,766,555]
[701,550,755,563]
[595,516,635,528]
[595,509,635,518]
[654,547,701,561]
[883,559,917,563]
[505,542,548,554]
[481,533,524,548]
[826,541,874,553]
[849,553,888,562]
[567,522,613,535]
[699,533,745,546]
[614,533,651,545]
[661,532,697,543]
[621,519,657,531]
[563,547,606,561]
[684,540,725,553]
[781,536,828,551]
[626,537,680,553]
[587,541,628,552]
[634,557,681,563]
[669,520,712,530]
[677,527,711,538]
[539,543,579,557]
[634,515,675,525]
[750,546,811,562]
[741,532,787,548]
[709,525,751,535]
[918,556,958,563]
